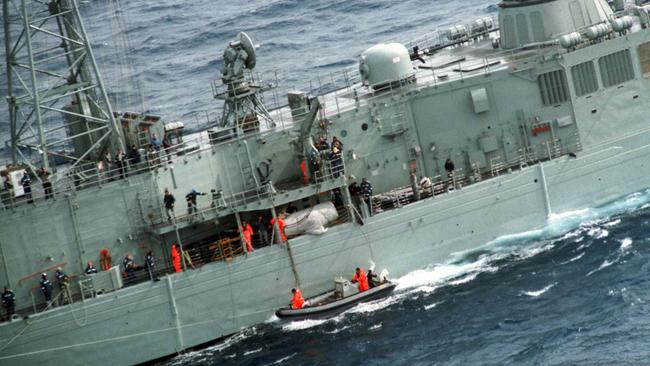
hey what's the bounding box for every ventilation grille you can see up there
[538,70,569,105]
[571,61,598,96]
[599,50,634,88]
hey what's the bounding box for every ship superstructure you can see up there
[2,0,650,364]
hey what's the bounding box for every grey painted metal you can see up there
[4,1,650,365]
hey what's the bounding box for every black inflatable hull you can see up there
[275,282,396,320]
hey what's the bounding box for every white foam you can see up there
[424,302,442,310]
[266,353,297,365]
[619,237,633,251]
[586,259,615,276]
[243,347,263,356]
[560,252,585,265]
[368,323,382,330]
[347,295,399,314]
[603,219,621,227]
[522,282,556,297]
[281,318,330,332]
[323,325,351,335]
[395,257,491,291]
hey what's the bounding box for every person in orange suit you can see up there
[351,267,369,292]
[100,249,112,270]
[240,220,254,253]
[171,243,182,273]
[290,288,304,309]
[269,214,287,243]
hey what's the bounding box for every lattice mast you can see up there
[3,0,124,172]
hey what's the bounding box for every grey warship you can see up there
[2,0,650,364]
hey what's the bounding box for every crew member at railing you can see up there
[115,148,127,179]
[410,171,420,202]
[331,136,343,151]
[85,261,98,275]
[186,188,206,217]
[150,134,162,151]
[269,212,287,243]
[360,178,373,217]
[2,286,15,320]
[240,220,254,253]
[254,215,269,246]
[445,158,456,189]
[145,251,156,281]
[128,144,141,170]
[316,136,330,151]
[39,168,53,200]
[328,147,343,178]
[55,267,69,290]
[21,172,33,204]
[123,254,136,282]
[420,175,433,197]
[163,188,176,221]
[40,273,53,303]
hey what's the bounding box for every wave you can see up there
[521,282,557,297]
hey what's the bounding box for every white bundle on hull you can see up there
[284,202,339,236]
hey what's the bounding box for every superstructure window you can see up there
[598,49,634,87]
[637,42,650,77]
[571,61,598,96]
[538,70,569,105]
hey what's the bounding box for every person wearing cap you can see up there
[290,288,304,309]
[2,286,15,320]
[40,273,53,302]
[185,188,206,216]
[85,261,98,275]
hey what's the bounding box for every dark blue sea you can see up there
[4,1,650,365]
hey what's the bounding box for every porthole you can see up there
[361,123,369,131]
[340,130,348,137]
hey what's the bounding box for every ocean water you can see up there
[3,1,650,365]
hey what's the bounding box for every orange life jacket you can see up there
[269,218,287,241]
[352,270,369,292]
[291,289,305,309]
[171,245,182,273]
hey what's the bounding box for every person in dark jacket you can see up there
[40,273,53,302]
[2,287,15,320]
[85,261,98,275]
[163,189,175,221]
[185,188,206,216]
[55,267,69,290]
[21,172,32,204]
[360,178,373,216]
[145,251,156,281]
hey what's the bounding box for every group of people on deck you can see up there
[289,267,380,309]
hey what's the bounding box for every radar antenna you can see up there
[3,0,125,173]
[214,32,275,134]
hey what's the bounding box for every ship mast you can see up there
[2,0,125,173]
[214,32,276,135]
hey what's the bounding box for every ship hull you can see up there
[0,123,649,365]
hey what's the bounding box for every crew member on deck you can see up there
[55,267,69,290]
[290,288,305,309]
[85,261,98,275]
[367,269,379,288]
[351,267,369,292]
[240,220,254,253]
[2,287,15,320]
[269,213,287,243]
[171,244,182,273]
[40,273,53,303]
